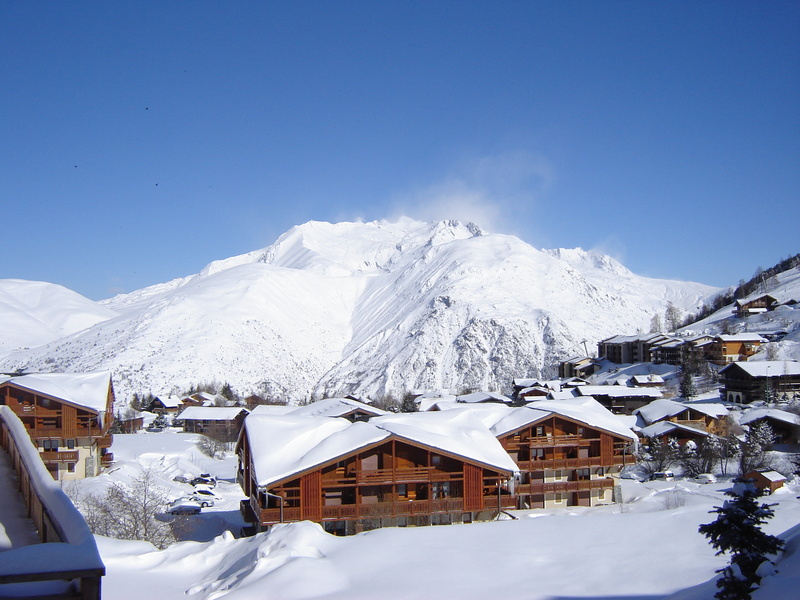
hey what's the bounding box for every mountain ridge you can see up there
[0,219,718,402]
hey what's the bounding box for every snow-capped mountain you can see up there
[0,219,718,402]
[0,279,117,356]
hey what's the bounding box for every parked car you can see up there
[166,499,201,515]
[191,487,221,506]
[649,471,675,481]
[191,473,217,488]
[693,473,717,484]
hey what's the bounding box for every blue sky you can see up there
[2,2,798,300]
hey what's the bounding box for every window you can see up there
[431,455,441,466]
[41,439,60,451]
[67,463,76,473]
[65,439,76,449]
[532,448,545,460]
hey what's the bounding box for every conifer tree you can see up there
[699,479,784,600]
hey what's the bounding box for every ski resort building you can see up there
[179,406,249,442]
[480,399,637,509]
[0,372,115,480]
[237,411,518,535]
[719,360,800,403]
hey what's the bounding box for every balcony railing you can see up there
[528,434,585,447]
[321,466,464,485]
[515,478,615,495]
[39,451,79,463]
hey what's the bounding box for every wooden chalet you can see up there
[638,421,712,446]
[0,372,115,480]
[571,385,662,415]
[734,294,779,318]
[146,394,182,414]
[739,408,800,445]
[634,399,729,436]
[237,411,518,535]
[719,360,800,404]
[180,406,249,442]
[707,334,765,366]
[483,398,637,509]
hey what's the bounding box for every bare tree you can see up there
[69,467,176,549]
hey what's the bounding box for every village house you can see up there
[719,360,800,404]
[633,399,729,436]
[739,408,800,445]
[145,394,182,414]
[481,398,637,510]
[237,411,518,535]
[706,334,766,365]
[0,372,115,480]
[558,356,600,379]
[569,385,662,415]
[597,333,671,364]
[179,405,250,443]
[733,294,779,318]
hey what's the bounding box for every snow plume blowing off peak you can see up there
[0,218,718,403]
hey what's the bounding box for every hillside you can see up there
[0,219,717,402]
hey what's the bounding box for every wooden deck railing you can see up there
[0,406,104,600]
[515,478,615,495]
[322,466,464,485]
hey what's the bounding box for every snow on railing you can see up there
[0,406,104,600]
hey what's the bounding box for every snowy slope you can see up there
[0,219,717,402]
[682,265,800,362]
[0,279,117,355]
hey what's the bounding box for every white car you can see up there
[191,488,221,507]
[693,473,717,484]
[166,498,202,515]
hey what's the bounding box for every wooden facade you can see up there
[0,377,114,480]
[238,434,515,535]
[497,414,631,509]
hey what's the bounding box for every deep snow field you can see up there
[74,431,800,600]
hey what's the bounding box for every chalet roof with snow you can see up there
[179,406,249,421]
[719,360,800,378]
[289,397,388,419]
[630,374,665,386]
[716,334,767,343]
[739,408,800,428]
[634,399,728,425]
[455,391,512,404]
[0,371,112,413]
[243,411,518,488]
[248,404,296,416]
[574,385,662,399]
[638,421,711,439]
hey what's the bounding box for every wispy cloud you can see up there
[389,151,555,236]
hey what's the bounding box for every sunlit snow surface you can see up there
[81,431,800,600]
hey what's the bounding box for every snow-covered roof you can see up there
[639,421,710,439]
[716,334,766,342]
[575,386,662,399]
[739,408,800,428]
[755,470,786,482]
[289,397,388,419]
[244,411,518,488]
[155,395,182,408]
[455,391,511,404]
[634,399,728,424]
[0,371,112,413]
[630,374,665,385]
[720,360,800,378]
[179,406,248,421]
[248,404,296,416]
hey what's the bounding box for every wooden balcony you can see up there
[96,435,113,448]
[528,434,585,447]
[322,466,464,485]
[39,451,79,463]
[515,478,615,495]
[516,457,601,470]
[257,498,474,525]
[100,453,114,465]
